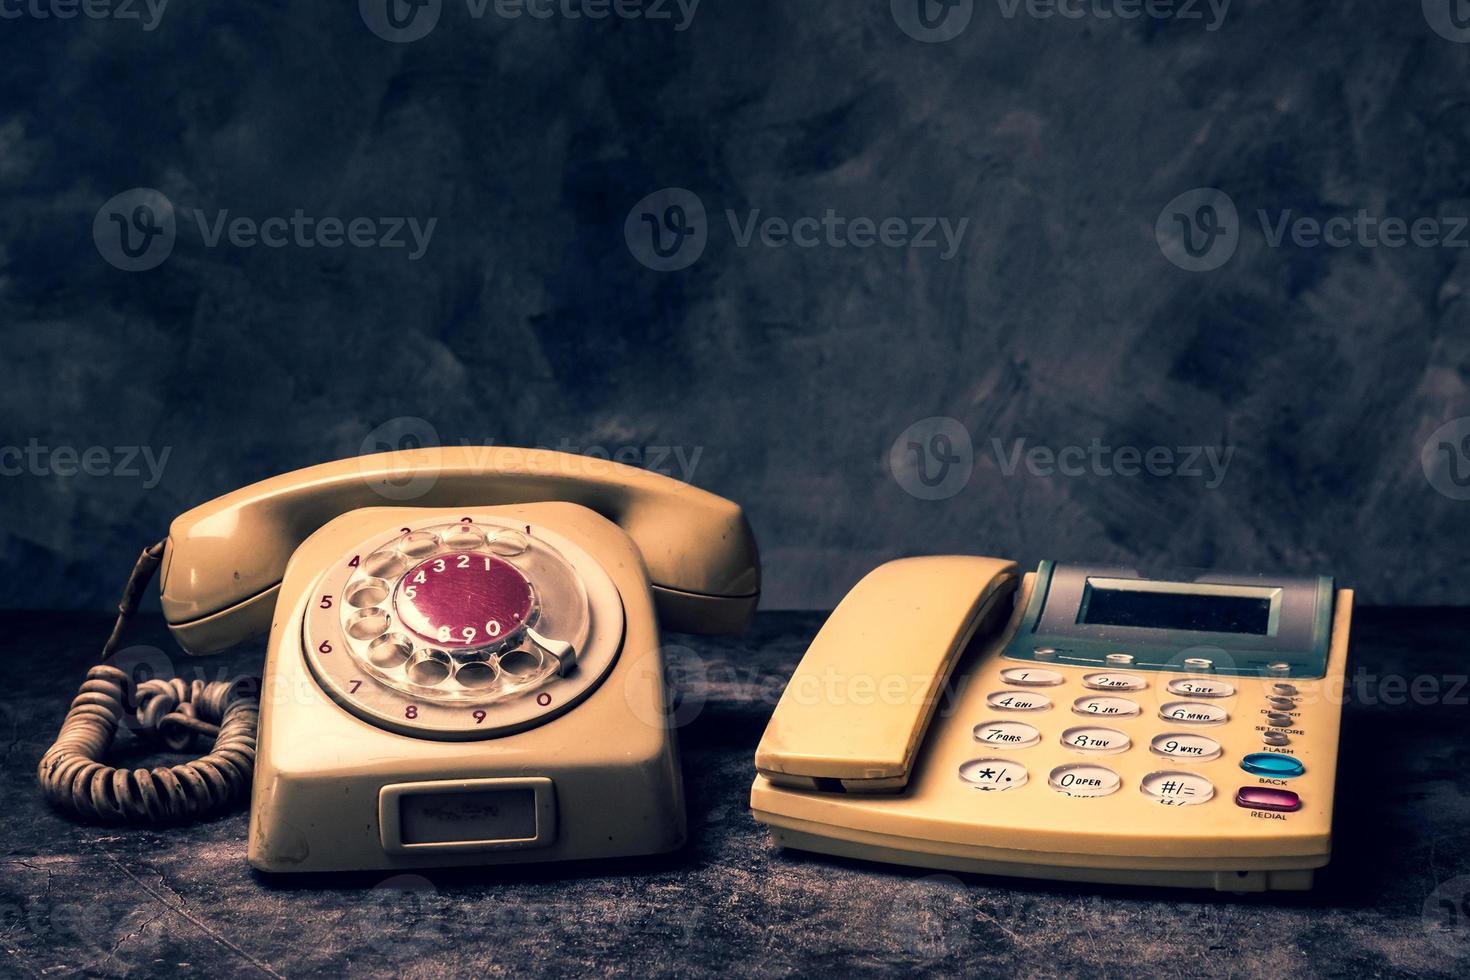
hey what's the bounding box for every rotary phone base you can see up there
[38,448,759,873]
[252,502,682,872]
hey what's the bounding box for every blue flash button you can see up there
[1240,753,1305,778]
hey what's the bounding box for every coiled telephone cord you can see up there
[37,541,261,825]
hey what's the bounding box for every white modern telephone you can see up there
[38,447,760,873]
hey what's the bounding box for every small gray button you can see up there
[1267,696,1296,709]
[1264,731,1290,746]
[1272,683,1299,696]
[1105,653,1135,665]
[1183,657,1213,670]
[1033,647,1058,660]
[1267,712,1293,728]
[1267,662,1291,677]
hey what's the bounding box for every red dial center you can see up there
[393,553,534,648]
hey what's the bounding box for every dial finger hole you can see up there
[362,549,407,578]
[488,529,529,556]
[346,607,391,641]
[346,577,390,608]
[406,649,452,687]
[455,660,500,689]
[497,647,547,680]
[443,524,487,550]
[400,530,440,558]
[368,633,414,669]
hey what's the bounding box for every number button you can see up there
[1158,701,1229,725]
[1149,732,1222,762]
[1140,770,1215,805]
[1071,695,1140,717]
[1059,726,1130,754]
[999,667,1064,687]
[958,758,1028,791]
[973,720,1041,748]
[1048,764,1121,798]
[1081,672,1146,692]
[985,691,1052,712]
[1167,677,1236,698]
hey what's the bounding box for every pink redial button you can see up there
[1234,786,1302,813]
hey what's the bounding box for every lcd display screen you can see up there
[1080,583,1273,635]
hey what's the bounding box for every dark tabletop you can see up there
[3,609,1469,979]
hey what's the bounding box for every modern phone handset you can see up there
[40,447,761,829]
[754,556,1018,792]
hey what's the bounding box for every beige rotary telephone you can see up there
[39,447,760,873]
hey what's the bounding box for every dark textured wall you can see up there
[3,1,1470,611]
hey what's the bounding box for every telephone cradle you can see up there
[750,557,1351,892]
